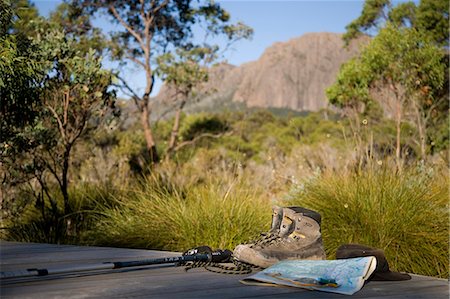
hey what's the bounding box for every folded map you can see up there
[241,256,377,295]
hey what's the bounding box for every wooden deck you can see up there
[0,241,448,298]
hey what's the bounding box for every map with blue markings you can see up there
[241,256,377,295]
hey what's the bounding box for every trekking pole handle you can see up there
[209,249,232,263]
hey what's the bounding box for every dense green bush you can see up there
[180,113,229,141]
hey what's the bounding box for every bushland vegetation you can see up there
[1,0,448,279]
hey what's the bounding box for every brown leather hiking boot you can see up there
[239,206,284,250]
[233,206,326,268]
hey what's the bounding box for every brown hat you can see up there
[336,244,411,281]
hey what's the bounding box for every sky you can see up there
[33,0,368,96]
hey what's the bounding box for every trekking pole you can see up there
[1,246,232,279]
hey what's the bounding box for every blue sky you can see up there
[33,0,367,96]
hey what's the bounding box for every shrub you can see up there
[285,166,449,278]
[179,113,228,141]
[2,182,120,244]
[86,176,272,251]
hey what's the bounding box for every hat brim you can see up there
[372,271,411,281]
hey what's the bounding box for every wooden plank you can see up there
[0,241,179,270]
[1,241,448,299]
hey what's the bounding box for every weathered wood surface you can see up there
[0,241,448,298]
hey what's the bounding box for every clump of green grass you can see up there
[285,166,449,278]
[87,176,272,251]
[2,182,120,244]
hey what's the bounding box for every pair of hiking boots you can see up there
[233,206,326,268]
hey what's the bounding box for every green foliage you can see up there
[179,113,228,141]
[85,176,271,251]
[415,0,449,47]
[9,0,40,34]
[49,2,106,54]
[0,1,50,197]
[0,0,13,35]
[113,127,146,158]
[285,167,449,278]
[363,24,445,157]
[428,115,449,153]
[0,0,44,142]
[110,127,153,174]
[332,24,445,112]
[76,0,252,61]
[326,58,372,112]
[1,0,117,241]
[388,2,416,27]
[2,182,121,243]
[343,0,390,43]
[363,25,444,93]
[330,23,446,160]
[30,25,115,212]
[156,48,211,98]
[343,0,449,47]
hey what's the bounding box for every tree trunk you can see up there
[390,82,403,171]
[395,98,402,171]
[166,100,186,160]
[418,119,426,160]
[141,103,159,164]
[62,144,71,215]
[412,101,427,160]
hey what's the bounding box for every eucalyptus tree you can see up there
[33,27,116,215]
[367,26,443,162]
[343,0,449,47]
[326,58,373,132]
[1,0,47,210]
[329,24,445,167]
[330,0,447,167]
[1,0,116,229]
[155,47,214,158]
[74,0,252,164]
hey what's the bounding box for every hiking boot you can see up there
[236,206,284,252]
[269,205,283,234]
[233,206,326,268]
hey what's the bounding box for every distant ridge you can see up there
[154,32,368,113]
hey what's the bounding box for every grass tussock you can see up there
[86,176,272,251]
[1,182,120,244]
[285,166,449,278]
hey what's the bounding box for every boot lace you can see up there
[250,231,282,248]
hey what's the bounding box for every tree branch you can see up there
[125,53,146,68]
[140,0,145,20]
[425,96,446,123]
[115,74,142,109]
[46,104,66,141]
[41,154,63,190]
[109,4,146,51]
[63,91,69,128]
[149,0,170,25]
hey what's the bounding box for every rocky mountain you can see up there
[154,32,368,113]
